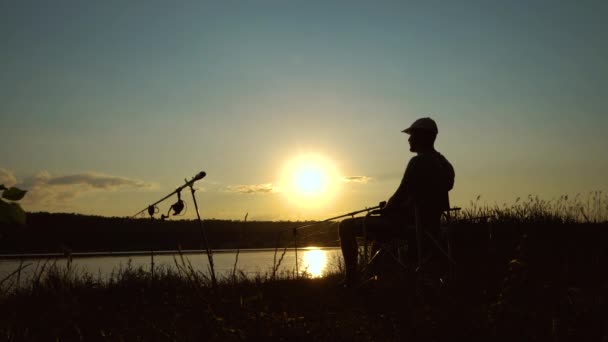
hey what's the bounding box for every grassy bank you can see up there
[1,193,607,341]
[1,240,607,341]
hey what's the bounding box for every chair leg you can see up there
[415,208,423,272]
[360,240,410,282]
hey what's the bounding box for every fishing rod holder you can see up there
[131,170,217,287]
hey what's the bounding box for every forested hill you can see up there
[0,212,339,254]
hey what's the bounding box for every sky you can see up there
[1,0,607,221]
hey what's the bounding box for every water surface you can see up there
[0,247,343,285]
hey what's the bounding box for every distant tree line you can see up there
[0,212,339,254]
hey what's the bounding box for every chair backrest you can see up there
[413,195,460,272]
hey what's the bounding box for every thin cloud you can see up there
[18,171,155,206]
[43,173,151,189]
[226,183,281,194]
[0,168,17,187]
[342,176,372,184]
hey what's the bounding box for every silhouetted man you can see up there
[339,117,455,285]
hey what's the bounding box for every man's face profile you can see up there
[408,132,420,152]
[408,130,434,152]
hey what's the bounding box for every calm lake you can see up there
[0,247,344,285]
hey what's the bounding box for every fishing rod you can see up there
[287,202,385,275]
[291,202,386,233]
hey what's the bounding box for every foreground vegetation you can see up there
[1,228,607,341]
[1,193,607,340]
[0,263,606,341]
[459,191,608,224]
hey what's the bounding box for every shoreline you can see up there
[0,246,341,260]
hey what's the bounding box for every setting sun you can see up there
[281,154,341,207]
[292,164,326,197]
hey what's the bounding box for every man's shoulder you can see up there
[407,152,438,165]
[419,151,451,163]
[407,154,423,162]
[407,151,452,170]
[406,155,423,168]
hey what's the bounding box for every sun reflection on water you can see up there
[301,248,328,278]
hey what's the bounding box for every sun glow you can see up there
[281,154,340,207]
[293,164,326,197]
[301,248,328,278]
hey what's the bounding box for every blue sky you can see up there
[1,1,607,220]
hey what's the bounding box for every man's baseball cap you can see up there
[402,117,438,135]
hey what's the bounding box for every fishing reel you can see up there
[160,191,185,220]
[171,197,185,216]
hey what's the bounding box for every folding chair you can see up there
[361,206,461,284]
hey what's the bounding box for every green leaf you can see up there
[10,202,26,225]
[0,200,26,225]
[2,187,27,201]
[0,200,10,224]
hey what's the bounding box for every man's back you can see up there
[409,150,454,211]
[385,150,455,223]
